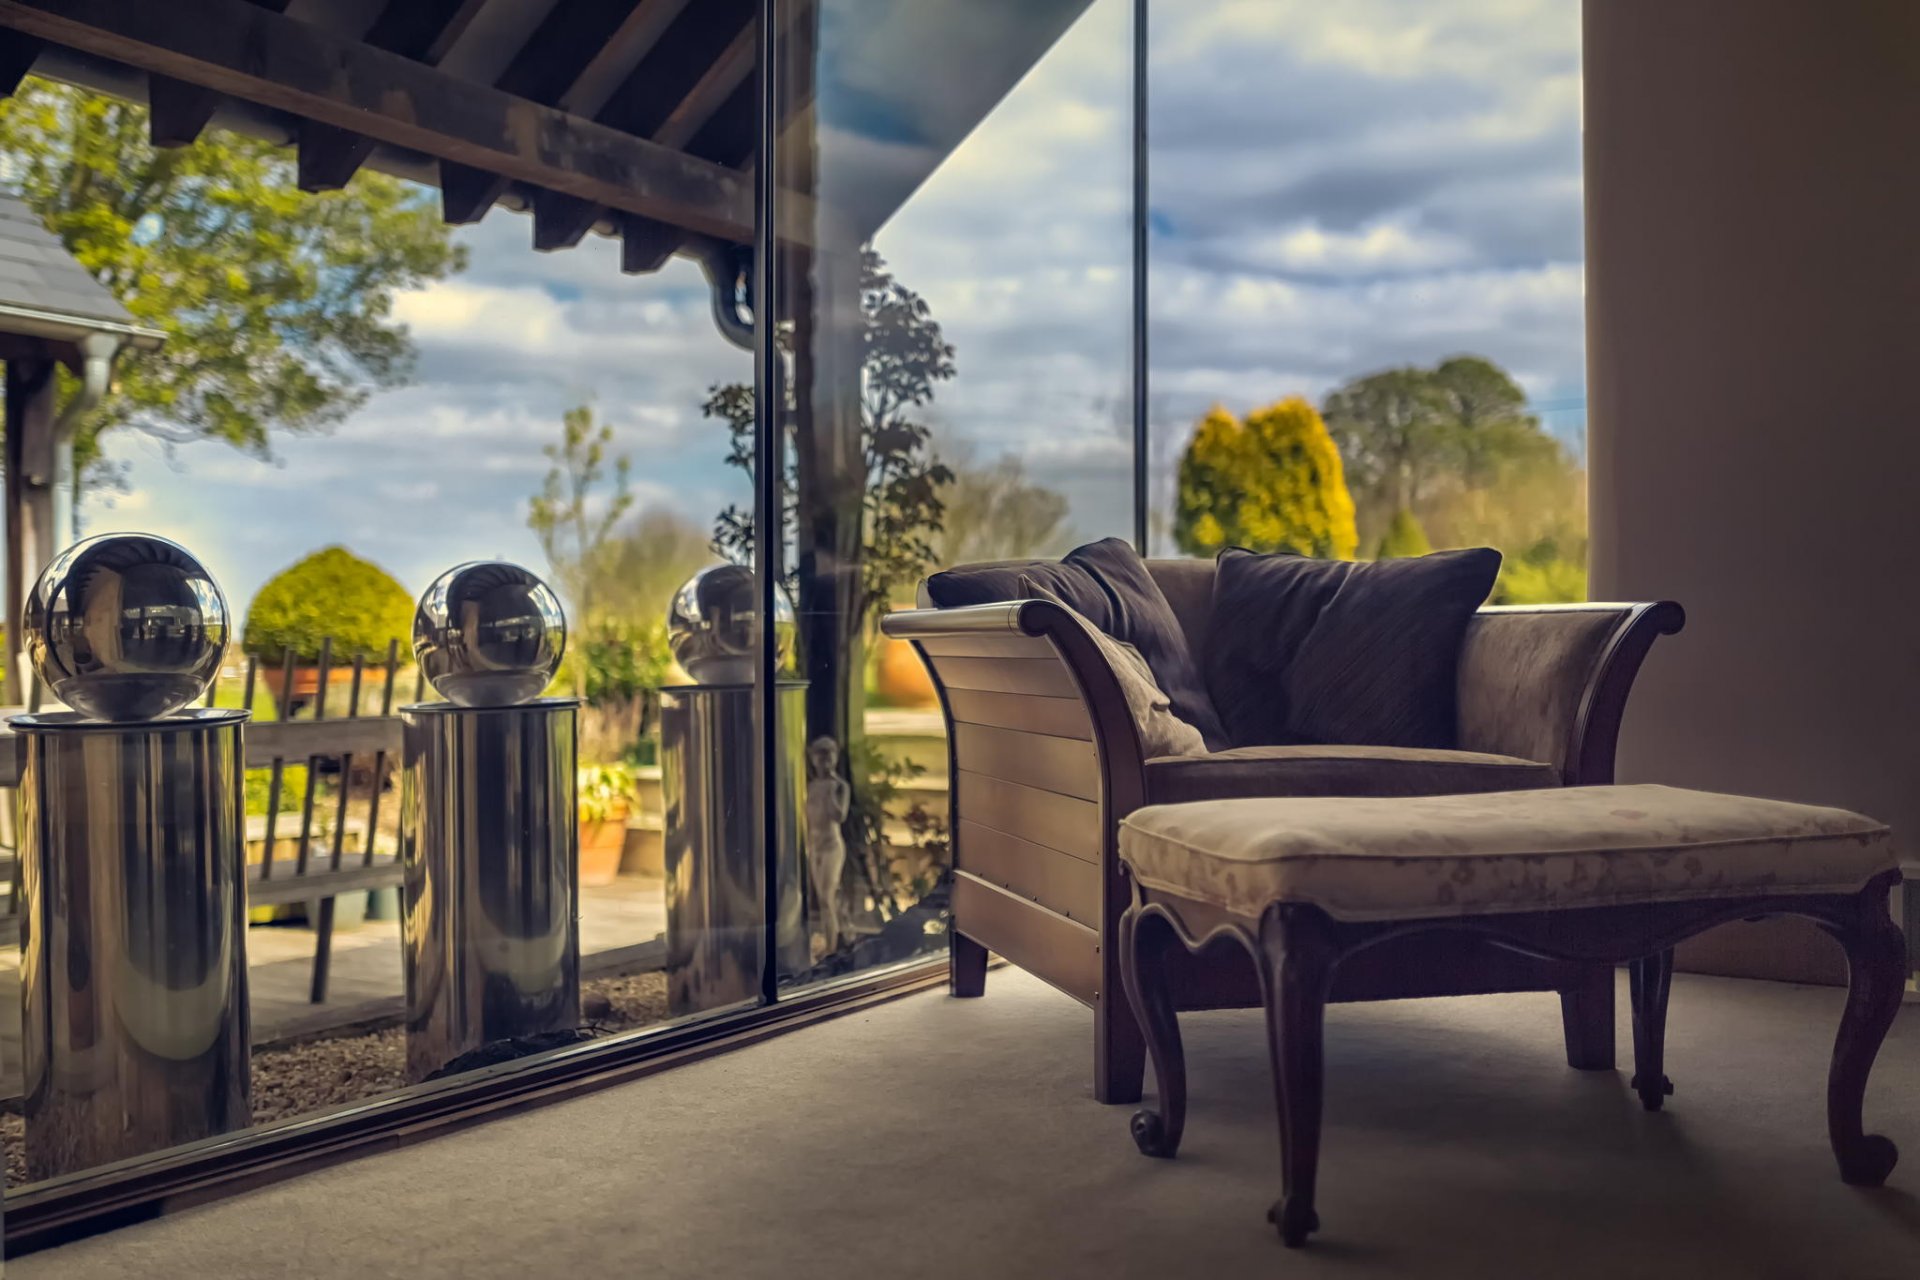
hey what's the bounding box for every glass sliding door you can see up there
[767,0,1137,986]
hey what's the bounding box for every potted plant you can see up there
[577,761,637,887]
[243,547,414,717]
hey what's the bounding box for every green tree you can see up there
[242,546,412,664]
[527,404,634,630]
[1430,355,1538,489]
[1374,507,1433,559]
[587,507,717,631]
[1320,367,1449,546]
[1173,398,1357,558]
[0,79,466,483]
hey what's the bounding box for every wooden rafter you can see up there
[540,0,754,269]
[0,31,37,96]
[618,214,681,275]
[0,0,793,244]
[147,76,223,147]
[297,0,491,192]
[147,0,290,149]
[654,22,755,152]
[438,0,658,225]
[614,69,759,276]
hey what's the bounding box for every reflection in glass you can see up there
[772,0,1132,985]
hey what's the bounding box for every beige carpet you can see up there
[14,969,1919,1279]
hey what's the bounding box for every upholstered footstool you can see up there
[1116,784,1906,1248]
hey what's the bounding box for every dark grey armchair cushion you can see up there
[1207,546,1501,750]
[1143,744,1558,805]
[928,538,1227,747]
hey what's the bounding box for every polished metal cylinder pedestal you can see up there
[660,682,808,1017]
[399,698,580,1082]
[14,709,251,1182]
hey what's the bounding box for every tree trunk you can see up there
[789,244,869,766]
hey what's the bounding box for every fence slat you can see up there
[329,654,365,870]
[364,639,400,867]
[293,639,331,876]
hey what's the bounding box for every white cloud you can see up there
[93,0,1581,602]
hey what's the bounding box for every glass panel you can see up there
[1147,0,1587,600]
[771,0,1134,985]
[0,46,762,1190]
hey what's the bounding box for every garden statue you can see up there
[805,734,850,956]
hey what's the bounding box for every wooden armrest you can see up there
[883,601,1150,803]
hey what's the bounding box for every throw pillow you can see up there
[925,538,1225,748]
[1061,538,1227,748]
[1020,576,1207,758]
[1206,546,1501,749]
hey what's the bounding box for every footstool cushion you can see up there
[1119,783,1893,923]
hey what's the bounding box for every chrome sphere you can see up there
[23,533,229,722]
[667,564,795,685]
[413,561,566,707]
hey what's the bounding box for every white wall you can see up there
[1586,0,1920,980]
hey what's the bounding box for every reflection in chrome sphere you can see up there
[667,564,795,685]
[414,561,566,707]
[24,533,229,722]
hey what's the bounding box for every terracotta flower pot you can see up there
[875,632,939,707]
[579,808,629,887]
[265,663,363,718]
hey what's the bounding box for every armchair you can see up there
[882,556,1683,1103]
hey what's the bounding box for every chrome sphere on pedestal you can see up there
[667,564,795,685]
[23,533,229,722]
[413,561,566,707]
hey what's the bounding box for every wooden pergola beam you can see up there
[0,0,786,244]
[296,0,494,193]
[147,76,222,147]
[530,0,756,267]
[149,0,290,149]
[436,0,661,227]
[531,189,599,252]
[619,215,681,276]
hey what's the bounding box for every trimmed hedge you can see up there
[243,546,413,664]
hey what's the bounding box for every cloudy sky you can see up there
[88,0,1582,612]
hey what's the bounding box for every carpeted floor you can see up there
[13,969,1919,1279]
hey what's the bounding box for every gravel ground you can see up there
[3,970,670,1189]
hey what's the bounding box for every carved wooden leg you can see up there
[1096,994,1148,1106]
[1559,964,1617,1071]
[1827,884,1905,1187]
[950,930,988,998]
[1261,907,1334,1249]
[1120,906,1185,1155]
[1628,949,1675,1111]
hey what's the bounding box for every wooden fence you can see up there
[0,638,417,1003]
